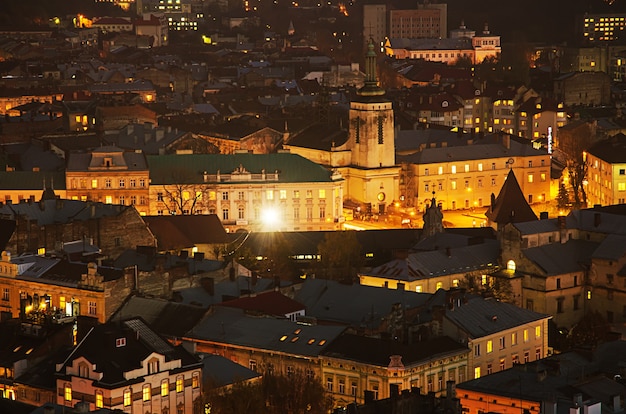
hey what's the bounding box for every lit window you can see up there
[142,385,151,401]
[528,174,534,183]
[535,326,541,338]
[512,332,518,346]
[96,391,103,408]
[192,372,200,389]
[161,380,169,397]
[451,165,457,174]
[474,366,481,379]
[91,179,98,189]
[436,281,443,290]
[319,189,326,199]
[507,260,516,271]
[279,190,287,199]
[487,340,493,353]
[176,376,183,393]
[416,285,422,292]
[64,384,72,402]
[523,329,529,342]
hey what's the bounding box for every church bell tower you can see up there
[349,38,395,169]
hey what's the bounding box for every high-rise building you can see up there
[580,12,626,43]
[388,2,447,40]
[363,4,387,49]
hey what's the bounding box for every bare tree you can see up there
[558,121,597,209]
[154,169,209,215]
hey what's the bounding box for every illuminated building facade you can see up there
[91,17,133,34]
[514,96,566,141]
[56,318,202,412]
[157,0,200,31]
[65,146,151,216]
[320,335,468,406]
[581,12,626,42]
[147,153,345,233]
[398,133,551,212]
[0,252,121,324]
[584,134,626,206]
[443,299,550,381]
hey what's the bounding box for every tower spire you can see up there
[357,38,385,97]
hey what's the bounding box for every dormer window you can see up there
[441,100,449,107]
[116,337,126,347]
[78,362,89,378]
[104,157,112,167]
[148,357,159,374]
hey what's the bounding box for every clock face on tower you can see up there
[377,192,386,202]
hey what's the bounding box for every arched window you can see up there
[507,260,516,271]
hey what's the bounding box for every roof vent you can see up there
[492,315,497,322]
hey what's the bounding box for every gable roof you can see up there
[186,306,346,357]
[523,239,598,276]
[0,199,129,226]
[486,169,538,225]
[367,239,500,280]
[109,295,208,338]
[444,296,550,339]
[321,334,468,367]
[292,278,430,328]
[219,290,305,317]
[143,214,229,250]
[586,133,626,164]
[59,318,199,385]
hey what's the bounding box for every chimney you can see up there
[155,128,165,141]
[540,211,548,220]
[200,277,215,295]
[502,134,511,149]
[573,393,583,407]
[446,246,452,257]
[446,380,455,400]
[594,213,601,227]
[542,401,557,414]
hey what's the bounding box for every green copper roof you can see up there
[147,153,338,185]
[0,171,66,190]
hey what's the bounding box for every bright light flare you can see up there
[261,207,280,228]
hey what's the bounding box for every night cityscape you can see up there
[1,0,626,413]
